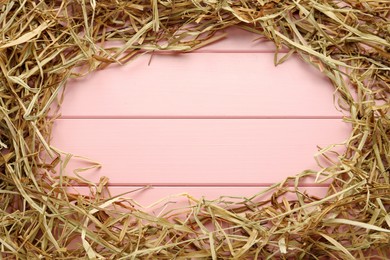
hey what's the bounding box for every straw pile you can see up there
[0,0,389,258]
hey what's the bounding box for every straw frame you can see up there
[0,0,389,258]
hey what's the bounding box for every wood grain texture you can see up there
[56,53,342,119]
[53,28,348,202]
[51,119,349,185]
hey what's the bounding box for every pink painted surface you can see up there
[52,28,348,202]
[51,119,349,185]
[57,53,341,118]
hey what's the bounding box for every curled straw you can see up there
[0,0,389,258]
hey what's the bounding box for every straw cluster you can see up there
[0,0,389,258]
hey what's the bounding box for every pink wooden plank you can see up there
[50,119,349,185]
[55,53,341,118]
[70,186,328,214]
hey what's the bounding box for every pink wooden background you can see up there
[50,27,350,211]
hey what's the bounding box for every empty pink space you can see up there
[58,53,342,119]
[50,28,350,202]
[51,119,349,186]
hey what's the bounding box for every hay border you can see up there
[0,0,389,258]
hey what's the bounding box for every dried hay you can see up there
[0,0,389,258]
